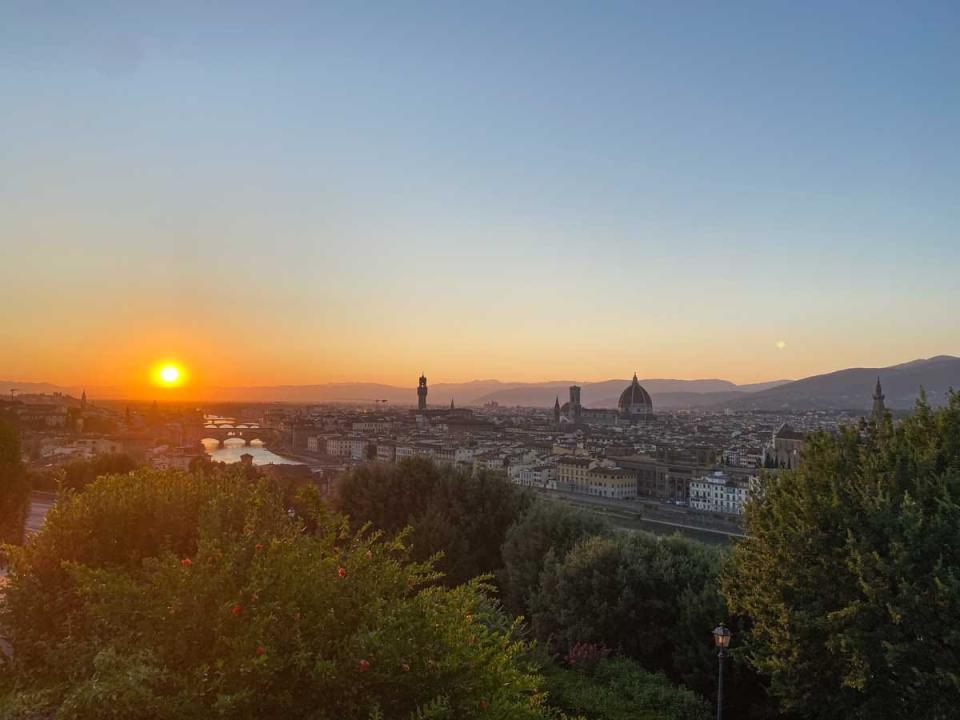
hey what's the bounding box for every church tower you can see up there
[569,385,582,422]
[872,377,886,422]
[80,390,87,411]
[553,396,561,426]
[417,373,428,410]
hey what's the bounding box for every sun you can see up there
[152,362,187,387]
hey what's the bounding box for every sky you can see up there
[1,1,958,395]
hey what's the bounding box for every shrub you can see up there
[499,499,610,617]
[0,468,550,719]
[335,457,532,586]
[543,657,710,720]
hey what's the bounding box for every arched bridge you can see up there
[186,420,281,448]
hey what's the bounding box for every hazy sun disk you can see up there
[154,363,185,387]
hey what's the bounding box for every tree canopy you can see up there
[0,468,550,720]
[30,452,138,492]
[499,498,611,618]
[530,533,726,696]
[335,457,532,586]
[724,392,960,720]
[0,418,29,546]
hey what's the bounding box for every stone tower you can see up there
[569,385,582,422]
[554,395,561,426]
[417,373,428,411]
[871,377,886,422]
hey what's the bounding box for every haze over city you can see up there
[2,2,959,396]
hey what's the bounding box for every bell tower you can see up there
[871,377,886,422]
[417,373,428,410]
[569,385,582,422]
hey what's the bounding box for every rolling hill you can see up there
[722,356,960,411]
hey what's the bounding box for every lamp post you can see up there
[712,623,732,720]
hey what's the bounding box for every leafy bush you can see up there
[543,657,709,720]
[0,468,551,719]
[500,499,610,617]
[527,531,773,718]
[335,457,532,586]
[531,533,725,693]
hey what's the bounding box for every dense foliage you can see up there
[335,457,532,586]
[0,418,29,546]
[542,656,709,720]
[530,533,725,698]
[499,499,611,617]
[0,468,551,720]
[30,452,138,491]
[724,392,960,720]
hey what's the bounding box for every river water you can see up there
[201,438,302,466]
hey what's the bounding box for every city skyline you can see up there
[4,353,957,411]
[2,2,959,393]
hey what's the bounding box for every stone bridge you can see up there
[186,422,281,448]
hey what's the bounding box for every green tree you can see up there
[0,467,552,720]
[542,656,710,720]
[724,392,960,720]
[30,453,140,492]
[61,453,138,490]
[335,457,532,586]
[530,532,771,718]
[499,499,611,617]
[531,533,724,689]
[0,418,29,545]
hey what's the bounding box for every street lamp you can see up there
[712,623,732,720]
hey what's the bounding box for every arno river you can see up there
[201,438,301,465]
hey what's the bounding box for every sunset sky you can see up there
[2,2,958,395]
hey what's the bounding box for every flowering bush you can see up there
[0,468,551,719]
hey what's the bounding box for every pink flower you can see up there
[338,566,347,578]
[358,659,370,672]
[180,558,192,567]
[255,543,264,553]
[231,604,243,617]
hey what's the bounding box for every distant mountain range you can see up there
[2,355,956,410]
[718,355,960,411]
[0,377,790,407]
